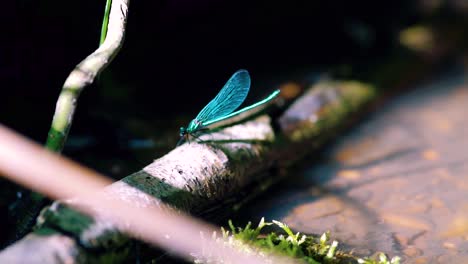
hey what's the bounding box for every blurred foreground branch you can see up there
[0,124,293,264]
[10,0,130,244]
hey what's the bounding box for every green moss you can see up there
[194,218,400,264]
[285,81,376,145]
[33,227,59,236]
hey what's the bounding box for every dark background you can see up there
[4,0,468,181]
[6,0,468,184]
[2,0,418,146]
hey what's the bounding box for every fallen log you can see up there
[0,79,375,263]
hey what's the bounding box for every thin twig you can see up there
[10,0,130,244]
[46,0,129,151]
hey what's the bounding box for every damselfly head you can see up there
[179,127,187,137]
[177,127,188,146]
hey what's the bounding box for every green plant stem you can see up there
[100,0,112,45]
